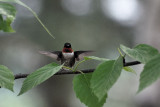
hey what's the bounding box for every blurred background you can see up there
[0,0,160,107]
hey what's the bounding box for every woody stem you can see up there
[14,60,141,79]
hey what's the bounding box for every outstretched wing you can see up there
[39,51,62,61]
[74,51,93,61]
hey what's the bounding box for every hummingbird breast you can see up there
[61,52,75,67]
[62,52,74,59]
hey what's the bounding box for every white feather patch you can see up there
[62,52,74,59]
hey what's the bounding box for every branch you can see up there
[124,61,141,66]
[14,60,141,79]
[14,69,94,79]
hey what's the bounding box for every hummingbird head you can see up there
[63,42,73,53]
[64,42,71,48]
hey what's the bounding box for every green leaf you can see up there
[0,2,16,32]
[84,56,110,61]
[123,67,137,75]
[138,54,160,93]
[0,65,14,91]
[73,74,107,107]
[0,0,54,38]
[120,44,159,64]
[18,62,62,95]
[90,56,123,101]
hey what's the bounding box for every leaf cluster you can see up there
[1,44,160,107]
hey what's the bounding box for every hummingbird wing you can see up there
[74,51,93,61]
[39,51,62,61]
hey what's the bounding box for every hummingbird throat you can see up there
[62,48,73,53]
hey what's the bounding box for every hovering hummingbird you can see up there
[39,43,93,67]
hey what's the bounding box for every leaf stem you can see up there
[118,48,124,57]
[73,60,86,72]
[63,66,74,71]
[15,0,55,39]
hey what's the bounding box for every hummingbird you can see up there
[39,43,93,67]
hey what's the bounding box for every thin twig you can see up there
[124,61,141,66]
[14,60,141,80]
[123,57,141,66]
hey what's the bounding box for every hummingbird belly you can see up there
[61,56,75,67]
